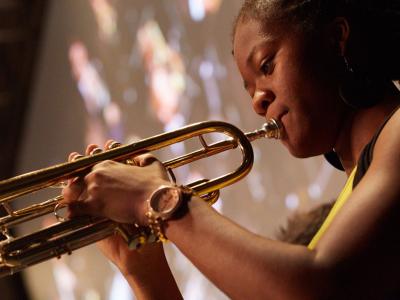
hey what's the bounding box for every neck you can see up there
[334,83,400,176]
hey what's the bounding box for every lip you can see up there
[270,111,288,140]
[278,110,288,123]
[269,110,286,122]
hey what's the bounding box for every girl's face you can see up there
[233,18,348,158]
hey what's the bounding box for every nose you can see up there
[252,89,274,116]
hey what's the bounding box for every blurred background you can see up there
[0,1,346,299]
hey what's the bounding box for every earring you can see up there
[339,56,385,109]
[343,56,353,74]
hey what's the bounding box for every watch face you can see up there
[151,187,181,215]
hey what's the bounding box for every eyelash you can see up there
[260,58,273,75]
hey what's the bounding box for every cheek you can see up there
[271,45,343,156]
[281,94,343,157]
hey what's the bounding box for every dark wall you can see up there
[0,1,48,299]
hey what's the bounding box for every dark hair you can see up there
[233,0,400,81]
[276,201,334,245]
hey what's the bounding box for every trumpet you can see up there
[0,120,281,277]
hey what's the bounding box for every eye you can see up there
[259,57,274,75]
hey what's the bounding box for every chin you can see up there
[283,139,323,159]
[288,148,316,158]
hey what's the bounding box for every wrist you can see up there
[163,195,209,242]
[116,240,167,276]
[145,184,194,242]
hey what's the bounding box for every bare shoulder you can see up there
[350,106,400,215]
[312,108,400,295]
[371,107,400,176]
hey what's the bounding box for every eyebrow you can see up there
[246,38,274,66]
[246,46,258,66]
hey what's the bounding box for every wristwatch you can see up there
[148,185,184,220]
[146,184,193,242]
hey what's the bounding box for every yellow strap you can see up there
[308,167,357,250]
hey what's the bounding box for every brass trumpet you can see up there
[0,120,281,277]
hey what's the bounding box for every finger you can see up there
[105,140,134,166]
[133,153,168,181]
[68,197,103,218]
[105,139,121,150]
[67,201,90,218]
[68,152,78,162]
[65,152,85,185]
[68,152,83,162]
[86,144,101,156]
[133,153,159,167]
[61,177,86,203]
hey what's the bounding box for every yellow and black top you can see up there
[309,107,399,249]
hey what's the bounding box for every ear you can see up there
[325,17,351,56]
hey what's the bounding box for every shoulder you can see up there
[371,107,400,174]
[356,106,400,204]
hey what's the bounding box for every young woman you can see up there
[62,1,400,298]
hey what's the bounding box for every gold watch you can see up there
[146,185,193,242]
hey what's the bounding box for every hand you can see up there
[96,231,166,277]
[62,142,171,225]
[61,141,171,276]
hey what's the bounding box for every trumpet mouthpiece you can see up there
[245,118,282,142]
[263,119,282,139]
